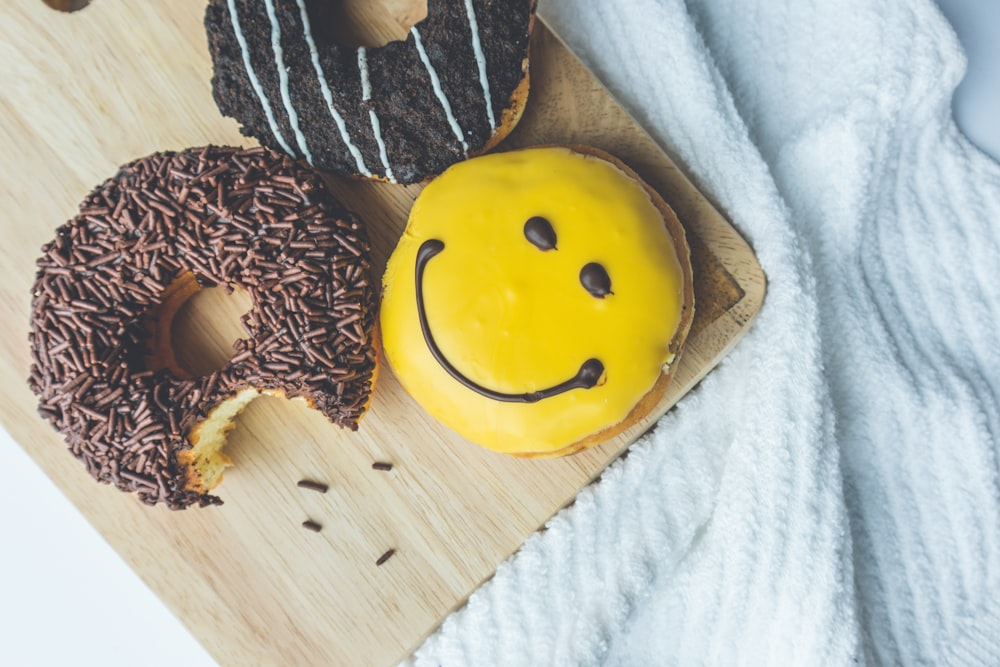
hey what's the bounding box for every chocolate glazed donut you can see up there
[206,0,537,184]
[28,146,377,509]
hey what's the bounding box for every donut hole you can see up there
[41,0,91,11]
[307,0,427,48]
[145,273,252,378]
[171,283,253,377]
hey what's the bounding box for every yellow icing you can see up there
[380,147,685,455]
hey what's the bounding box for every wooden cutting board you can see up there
[0,1,765,664]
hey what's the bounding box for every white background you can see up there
[1,1,997,665]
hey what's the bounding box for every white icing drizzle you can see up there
[463,0,496,130]
[357,47,397,183]
[262,0,313,163]
[411,26,470,156]
[294,0,372,176]
[225,0,296,157]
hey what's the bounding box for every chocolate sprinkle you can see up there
[302,520,323,533]
[376,548,396,566]
[297,479,329,493]
[371,462,393,472]
[28,146,377,510]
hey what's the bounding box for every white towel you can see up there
[407,0,1000,664]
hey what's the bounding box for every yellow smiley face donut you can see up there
[380,146,694,456]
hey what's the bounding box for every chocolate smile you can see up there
[415,239,605,403]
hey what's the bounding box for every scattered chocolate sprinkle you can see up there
[28,146,377,510]
[376,549,396,566]
[371,462,393,472]
[302,520,323,533]
[297,479,329,494]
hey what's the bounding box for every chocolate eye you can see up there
[580,263,612,298]
[524,216,557,251]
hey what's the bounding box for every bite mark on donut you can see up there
[179,388,259,493]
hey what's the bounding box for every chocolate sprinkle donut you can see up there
[28,146,377,509]
[205,0,536,184]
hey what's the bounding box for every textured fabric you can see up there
[407,0,1000,664]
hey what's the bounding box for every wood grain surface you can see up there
[0,1,765,665]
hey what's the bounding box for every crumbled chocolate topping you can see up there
[206,0,536,183]
[28,146,376,509]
